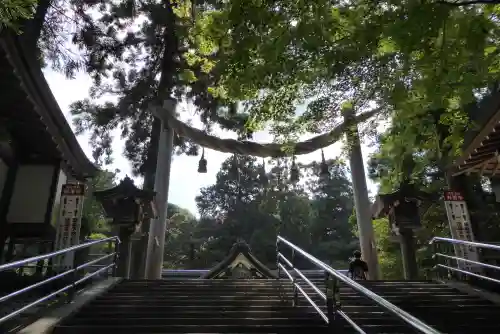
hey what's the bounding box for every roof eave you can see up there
[0,33,99,180]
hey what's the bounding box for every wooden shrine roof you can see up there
[453,90,500,178]
[200,241,277,279]
[0,33,98,179]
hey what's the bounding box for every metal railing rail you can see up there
[277,236,440,334]
[429,237,500,284]
[430,237,500,251]
[0,236,120,325]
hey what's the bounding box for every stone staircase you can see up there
[51,279,399,333]
[358,280,500,333]
[51,278,500,333]
[300,278,500,333]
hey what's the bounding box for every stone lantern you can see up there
[94,176,157,278]
[372,183,432,279]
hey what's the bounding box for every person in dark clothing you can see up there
[348,250,368,280]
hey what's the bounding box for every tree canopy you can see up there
[15,0,500,278]
[195,0,500,140]
[162,155,358,269]
[0,0,37,32]
[22,0,499,176]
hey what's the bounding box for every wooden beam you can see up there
[460,153,496,170]
[493,156,500,177]
[467,150,497,161]
[480,157,491,176]
[453,155,496,176]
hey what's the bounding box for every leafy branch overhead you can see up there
[36,0,251,174]
[0,0,37,32]
[194,0,500,141]
[32,0,500,175]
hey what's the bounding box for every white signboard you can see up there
[444,191,481,273]
[54,183,85,270]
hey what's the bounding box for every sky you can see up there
[42,69,380,216]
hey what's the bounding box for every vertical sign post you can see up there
[53,183,85,271]
[443,191,481,273]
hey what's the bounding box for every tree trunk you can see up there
[19,0,52,54]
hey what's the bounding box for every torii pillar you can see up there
[145,99,176,279]
[344,108,380,280]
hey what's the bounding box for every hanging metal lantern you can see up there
[198,148,207,173]
[319,149,330,181]
[290,156,299,183]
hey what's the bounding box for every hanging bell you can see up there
[290,157,299,183]
[198,148,207,173]
[319,149,330,181]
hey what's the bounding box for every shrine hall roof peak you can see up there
[200,240,277,279]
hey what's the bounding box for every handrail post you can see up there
[325,271,335,327]
[333,275,341,313]
[68,249,80,302]
[276,239,280,279]
[432,241,441,280]
[292,249,298,306]
[112,239,119,277]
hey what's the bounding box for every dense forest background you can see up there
[84,143,500,280]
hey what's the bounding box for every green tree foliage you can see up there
[0,0,37,32]
[29,0,251,178]
[81,170,118,238]
[163,203,197,268]
[190,1,500,145]
[366,94,500,279]
[165,155,358,270]
[349,215,403,280]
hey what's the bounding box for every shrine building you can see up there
[0,34,98,263]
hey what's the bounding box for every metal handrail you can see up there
[277,254,364,333]
[429,236,500,251]
[277,235,440,334]
[0,236,118,272]
[0,236,120,325]
[429,237,500,285]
